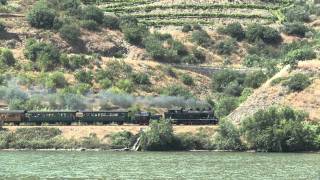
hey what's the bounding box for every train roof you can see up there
[27,110,78,113]
[80,110,129,113]
[0,110,26,114]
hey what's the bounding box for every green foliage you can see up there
[140,120,180,151]
[244,71,268,88]
[80,20,99,31]
[75,70,93,84]
[214,119,244,150]
[180,74,194,86]
[82,5,104,24]
[243,54,264,67]
[0,21,6,33]
[27,1,56,29]
[24,39,61,71]
[177,128,216,150]
[95,60,132,81]
[115,79,134,93]
[100,78,112,89]
[211,69,245,93]
[45,72,68,89]
[246,24,281,44]
[81,133,102,149]
[216,39,236,55]
[110,131,135,148]
[123,24,148,45]
[219,22,245,41]
[241,106,317,152]
[0,0,7,5]
[283,22,308,37]
[284,48,316,67]
[103,15,120,29]
[61,54,89,70]
[131,73,150,85]
[59,24,81,43]
[182,24,192,33]
[215,96,239,118]
[283,73,311,92]
[284,5,310,22]
[191,30,212,47]
[0,48,15,66]
[161,85,193,98]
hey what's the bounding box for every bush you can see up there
[246,24,281,44]
[284,5,310,22]
[115,79,134,93]
[131,73,150,85]
[110,131,135,148]
[161,85,193,98]
[0,0,7,5]
[123,25,148,45]
[211,69,245,93]
[241,106,317,152]
[80,20,99,31]
[103,15,120,29]
[75,70,93,84]
[59,24,81,43]
[191,30,212,47]
[215,96,239,118]
[0,48,15,66]
[140,120,181,151]
[243,54,264,67]
[214,119,244,150]
[82,5,104,24]
[61,54,89,70]
[244,71,268,88]
[24,39,61,71]
[0,21,6,33]
[182,24,192,33]
[220,22,245,41]
[216,39,236,55]
[45,72,68,89]
[223,81,244,96]
[284,48,316,66]
[283,73,311,92]
[181,74,194,86]
[100,78,112,89]
[283,23,308,37]
[60,0,81,15]
[27,1,56,29]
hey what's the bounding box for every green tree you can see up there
[27,1,56,29]
[59,24,81,43]
[220,22,245,41]
[191,30,212,47]
[82,5,104,24]
[214,119,244,150]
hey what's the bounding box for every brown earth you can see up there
[4,125,218,139]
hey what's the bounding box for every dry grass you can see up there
[4,125,218,139]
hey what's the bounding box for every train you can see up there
[0,108,218,126]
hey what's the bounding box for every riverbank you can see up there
[3,125,218,139]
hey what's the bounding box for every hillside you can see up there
[0,0,319,122]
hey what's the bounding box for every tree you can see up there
[59,24,81,43]
[241,106,317,152]
[214,119,244,150]
[0,48,15,66]
[82,5,104,24]
[191,30,212,47]
[215,96,239,118]
[220,22,245,41]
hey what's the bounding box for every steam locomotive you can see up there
[0,108,218,126]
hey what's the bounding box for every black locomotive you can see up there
[0,108,218,125]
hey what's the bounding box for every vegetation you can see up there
[283,73,311,92]
[219,22,245,41]
[59,24,81,43]
[214,119,244,150]
[283,23,308,37]
[0,48,15,66]
[27,1,57,29]
[0,21,6,33]
[191,30,212,47]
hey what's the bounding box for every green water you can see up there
[0,151,319,179]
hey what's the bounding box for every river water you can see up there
[0,151,319,179]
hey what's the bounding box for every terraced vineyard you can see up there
[97,0,292,26]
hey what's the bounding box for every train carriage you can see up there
[0,110,26,125]
[79,111,129,125]
[164,108,218,125]
[26,111,78,125]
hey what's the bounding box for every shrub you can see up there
[241,106,317,152]
[115,79,134,93]
[211,69,245,93]
[27,1,56,29]
[60,0,81,15]
[59,24,81,43]
[283,73,311,92]
[284,5,310,22]
[131,73,150,85]
[244,71,268,88]
[216,39,236,55]
[0,0,7,5]
[223,81,244,96]
[100,78,112,89]
[103,15,120,29]
[140,120,181,151]
[246,24,281,44]
[0,21,6,33]
[23,39,61,71]
[182,24,192,33]
[283,23,308,37]
[123,25,148,45]
[192,48,206,63]
[45,72,67,89]
[243,54,264,67]
[119,15,138,29]
[214,119,244,150]
[75,70,93,84]
[191,30,212,47]
[161,85,193,98]
[61,54,89,70]
[0,48,15,66]
[181,74,194,86]
[220,22,245,41]
[110,131,135,148]
[284,48,316,66]
[215,96,239,118]
[82,5,104,24]
[80,20,99,31]
[81,133,102,149]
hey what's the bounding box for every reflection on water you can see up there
[0,151,319,179]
